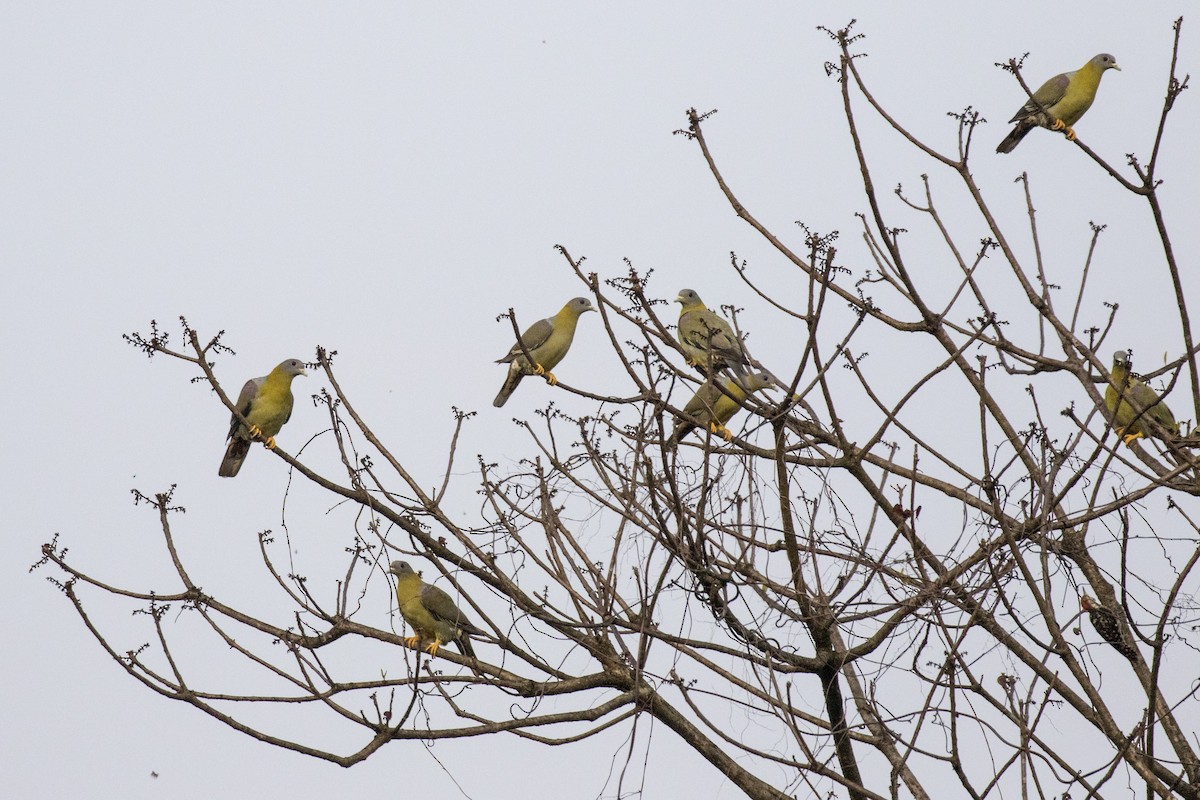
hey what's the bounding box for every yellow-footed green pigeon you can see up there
[676,289,750,374]
[218,358,307,477]
[494,297,595,407]
[388,560,482,659]
[997,53,1120,154]
[1105,350,1178,445]
[670,371,778,444]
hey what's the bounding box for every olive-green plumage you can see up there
[1105,350,1178,445]
[670,371,777,444]
[676,289,749,374]
[997,53,1120,154]
[388,561,482,658]
[218,358,307,477]
[494,297,595,407]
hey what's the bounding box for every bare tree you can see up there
[37,21,1199,800]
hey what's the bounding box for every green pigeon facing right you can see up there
[218,358,307,477]
[675,289,750,374]
[996,53,1120,154]
[670,371,778,445]
[388,561,483,659]
[1105,350,1178,445]
[494,297,595,407]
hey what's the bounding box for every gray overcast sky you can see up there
[4,3,1196,798]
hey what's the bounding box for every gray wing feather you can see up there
[227,377,264,439]
[1012,72,1071,120]
[421,583,483,635]
[421,583,467,624]
[498,318,554,363]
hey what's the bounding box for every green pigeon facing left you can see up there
[218,358,307,477]
[1105,350,1178,445]
[388,561,483,659]
[494,297,595,407]
[670,371,778,445]
[676,289,750,374]
[996,53,1120,154]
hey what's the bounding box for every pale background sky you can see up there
[3,3,1196,798]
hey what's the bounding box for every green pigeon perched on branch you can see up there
[388,560,483,659]
[218,358,307,477]
[494,297,595,407]
[670,372,778,445]
[1104,350,1178,445]
[996,53,1120,154]
[676,289,750,374]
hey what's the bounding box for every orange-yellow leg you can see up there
[245,424,277,449]
[1112,426,1143,446]
[710,423,733,441]
[1050,119,1077,141]
[403,634,444,656]
[531,363,558,386]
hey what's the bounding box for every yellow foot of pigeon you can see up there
[1050,119,1077,140]
[424,640,442,656]
[710,423,732,441]
[263,436,277,450]
[1122,431,1144,446]
[532,363,546,376]
[404,635,422,650]
[247,424,264,440]
[544,372,558,386]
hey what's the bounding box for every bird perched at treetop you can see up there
[1104,350,1179,445]
[218,358,307,477]
[388,560,483,659]
[1080,595,1138,661]
[670,372,778,445]
[494,297,595,407]
[996,53,1120,154]
[675,289,750,374]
